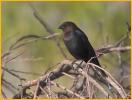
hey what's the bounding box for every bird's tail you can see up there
[86,58,111,88]
[94,68,112,90]
[93,62,112,89]
[88,57,107,77]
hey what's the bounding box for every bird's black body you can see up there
[64,29,100,64]
[59,21,107,77]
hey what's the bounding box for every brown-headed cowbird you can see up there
[58,21,107,78]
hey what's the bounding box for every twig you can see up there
[2,81,17,94]
[39,86,49,98]
[2,90,7,98]
[51,81,85,99]
[2,78,19,91]
[29,3,67,58]
[96,46,130,55]
[62,72,75,79]
[77,67,111,98]
[5,51,25,64]
[87,63,127,98]
[2,67,26,81]
[33,80,40,99]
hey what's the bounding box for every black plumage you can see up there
[59,21,107,77]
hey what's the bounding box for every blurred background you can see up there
[2,2,130,98]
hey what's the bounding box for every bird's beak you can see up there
[58,25,64,29]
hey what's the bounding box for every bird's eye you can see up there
[63,25,67,28]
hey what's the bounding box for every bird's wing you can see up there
[75,29,88,43]
[75,29,96,56]
[75,30,106,77]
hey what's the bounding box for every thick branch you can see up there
[13,60,72,98]
[13,60,128,99]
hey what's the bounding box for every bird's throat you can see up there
[63,32,73,41]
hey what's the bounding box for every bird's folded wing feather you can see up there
[75,29,96,56]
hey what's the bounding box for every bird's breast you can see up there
[64,35,78,50]
[64,34,88,60]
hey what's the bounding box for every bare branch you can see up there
[51,81,85,99]
[28,3,67,58]
[12,60,128,98]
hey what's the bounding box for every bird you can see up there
[58,21,107,78]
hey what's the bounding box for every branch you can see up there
[13,60,128,99]
[13,60,72,98]
[87,63,127,98]
[28,3,67,58]
[51,81,85,99]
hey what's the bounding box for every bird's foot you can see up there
[72,60,84,71]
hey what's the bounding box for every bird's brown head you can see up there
[58,21,78,33]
